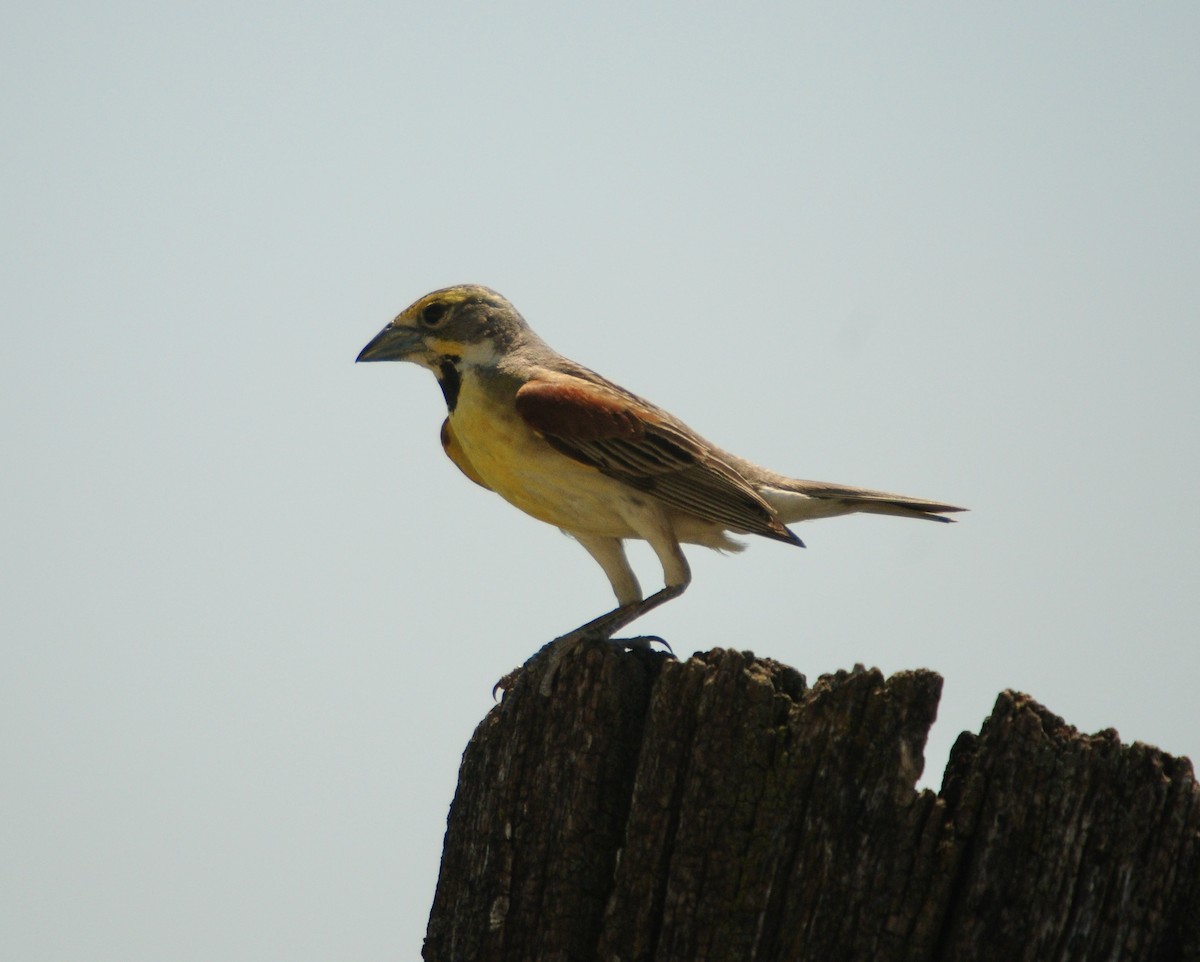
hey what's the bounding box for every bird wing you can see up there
[440,418,493,490]
[514,376,801,545]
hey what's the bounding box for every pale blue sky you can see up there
[3,3,1198,959]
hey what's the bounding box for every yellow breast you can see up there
[448,371,638,537]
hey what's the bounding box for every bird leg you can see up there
[568,583,685,642]
[537,584,685,695]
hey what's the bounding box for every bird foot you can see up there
[491,666,524,701]
[613,635,674,654]
[523,585,686,696]
[536,627,605,697]
[535,630,677,697]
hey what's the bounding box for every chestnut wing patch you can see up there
[515,379,798,543]
[514,380,646,441]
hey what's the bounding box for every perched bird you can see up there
[357,285,963,688]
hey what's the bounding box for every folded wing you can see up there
[515,377,802,545]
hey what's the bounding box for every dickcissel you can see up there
[357,285,963,689]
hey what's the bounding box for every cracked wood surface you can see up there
[423,646,1200,962]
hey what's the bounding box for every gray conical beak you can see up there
[356,325,423,363]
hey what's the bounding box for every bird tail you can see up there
[757,478,967,525]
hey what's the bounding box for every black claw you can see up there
[615,634,674,656]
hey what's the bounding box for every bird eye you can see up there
[421,302,448,327]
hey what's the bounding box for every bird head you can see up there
[356,285,529,371]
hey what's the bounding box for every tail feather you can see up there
[759,480,966,525]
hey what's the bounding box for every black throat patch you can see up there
[436,358,462,412]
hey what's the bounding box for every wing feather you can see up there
[515,378,799,544]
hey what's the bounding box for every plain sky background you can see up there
[3,2,1198,959]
